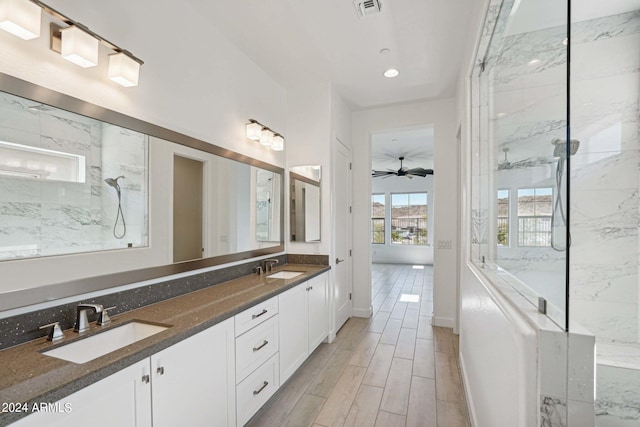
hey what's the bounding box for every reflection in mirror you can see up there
[155,138,283,263]
[256,169,281,242]
[0,91,149,260]
[290,165,321,242]
[0,73,284,311]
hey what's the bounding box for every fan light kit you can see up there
[0,0,143,87]
[372,156,433,178]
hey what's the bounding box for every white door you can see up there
[308,272,328,351]
[152,318,235,427]
[278,284,308,383]
[334,139,352,331]
[12,359,152,427]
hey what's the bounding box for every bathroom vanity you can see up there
[0,265,329,427]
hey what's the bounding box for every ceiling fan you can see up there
[372,156,434,178]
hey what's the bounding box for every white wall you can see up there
[352,99,458,325]
[285,80,332,256]
[0,0,287,295]
[371,175,434,265]
[460,265,538,427]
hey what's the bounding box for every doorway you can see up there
[173,155,204,263]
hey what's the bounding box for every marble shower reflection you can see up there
[0,92,148,260]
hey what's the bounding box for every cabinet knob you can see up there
[253,381,269,395]
[141,374,150,384]
[157,366,165,375]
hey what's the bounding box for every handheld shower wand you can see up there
[550,139,579,251]
[105,176,126,239]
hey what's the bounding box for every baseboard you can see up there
[433,316,455,328]
[352,306,372,318]
[459,350,479,427]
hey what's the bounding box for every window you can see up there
[517,188,552,247]
[497,189,509,246]
[391,193,427,245]
[371,194,385,244]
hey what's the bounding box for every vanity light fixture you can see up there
[0,0,41,40]
[108,52,140,87]
[260,128,274,146]
[1,0,143,86]
[271,134,284,151]
[246,120,263,141]
[245,118,285,151]
[59,24,98,68]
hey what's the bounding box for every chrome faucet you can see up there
[262,258,279,272]
[74,303,104,333]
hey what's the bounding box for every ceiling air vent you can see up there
[354,0,383,18]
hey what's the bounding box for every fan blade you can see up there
[372,170,396,177]
[405,168,434,177]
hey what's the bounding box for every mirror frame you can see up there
[289,171,321,242]
[0,73,284,311]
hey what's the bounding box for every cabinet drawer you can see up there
[235,296,278,336]
[236,315,279,383]
[236,353,280,427]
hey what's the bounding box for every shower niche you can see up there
[0,90,149,260]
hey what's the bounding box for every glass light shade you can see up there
[108,53,140,87]
[0,0,41,40]
[60,25,98,68]
[271,135,284,151]
[246,122,262,141]
[260,129,274,146]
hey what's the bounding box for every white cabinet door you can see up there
[151,317,235,427]
[307,273,328,353]
[12,359,152,427]
[278,283,308,384]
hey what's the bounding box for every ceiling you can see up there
[371,126,434,171]
[200,0,474,109]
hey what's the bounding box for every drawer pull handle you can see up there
[157,366,165,375]
[253,340,269,352]
[141,374,150,384]
[253,381,269,395]
[252,309,268,319]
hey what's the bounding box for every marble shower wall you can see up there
[472,0,570,324]
[569,9,640,345]
[0,91,148,260]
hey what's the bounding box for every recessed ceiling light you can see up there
[384,68,399,78]
[379,48,390,55]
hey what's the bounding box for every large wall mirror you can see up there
[0,74,284,311]
[290,165,321,242]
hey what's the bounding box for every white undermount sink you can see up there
[267,271,305,279]
[42,321,169,364]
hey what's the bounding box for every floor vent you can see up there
[354,0,383,18]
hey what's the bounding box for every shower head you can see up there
[104,176,125,193]
[551,138,580,159]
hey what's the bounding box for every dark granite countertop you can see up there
[0,263,330,426]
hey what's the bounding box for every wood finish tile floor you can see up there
[247,264,470,427]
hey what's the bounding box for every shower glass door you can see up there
[471,0,570,329]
